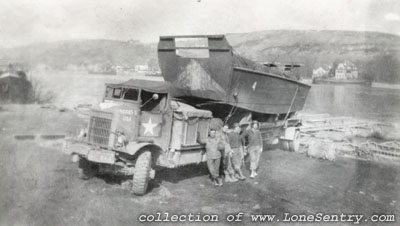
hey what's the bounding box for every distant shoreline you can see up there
[371,82,400,90]
[312,78,368,85]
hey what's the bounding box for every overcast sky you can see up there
[0,0,399,47]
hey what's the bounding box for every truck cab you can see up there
[65,79,212,195]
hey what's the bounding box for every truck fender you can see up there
[122,142,163,156]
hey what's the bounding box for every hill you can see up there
[1,30,400,82]
[227,30,400,61]
[226,30,400,82]
[0,39,157,69]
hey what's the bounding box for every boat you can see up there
[157,35,311,124]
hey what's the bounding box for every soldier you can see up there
[243,120,263,178]
[227,123,246,180]
[198,129,224,186]
[221,125,238,183]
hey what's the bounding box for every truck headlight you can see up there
[71,154,80,163]
[114,130,127,148]
[77,128,87,139]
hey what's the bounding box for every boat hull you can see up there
[158,35,311,116]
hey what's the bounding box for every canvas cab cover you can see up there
[171,100,212,119]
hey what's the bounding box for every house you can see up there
[312,67,328,78]
[335,61,358,80]
[115,65,124,75]
[0,71,33,103]
[134,65,150,72]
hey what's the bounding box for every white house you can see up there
[335,61,358,80]
[134,65,149,72]
[312,67,328,78]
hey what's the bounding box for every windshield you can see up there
[140,90,168,112]
[105,86,139,101]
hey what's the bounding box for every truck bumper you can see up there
[64,139,116,165]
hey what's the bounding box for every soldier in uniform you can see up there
[227,123,246,180]
[198,129,224,186]
[243,120,263,178]
[221,125,238,183]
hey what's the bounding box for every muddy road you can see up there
[0,105,399,226]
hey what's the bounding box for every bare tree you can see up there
[28,76,56,104]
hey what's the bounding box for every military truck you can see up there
[65,79,213,195]
[66,35,310,195]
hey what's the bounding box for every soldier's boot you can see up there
[224,170,232,183]
[237,171,246,180]
[230,174,238,182]
[217,178,223,186]
[225,174,233,183]
[250,170,256,178]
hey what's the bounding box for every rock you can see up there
[351,128,374,138]
[307,139,336,161]
[121,181,132,190]
[371,124,400,140]
[158,186,173,198]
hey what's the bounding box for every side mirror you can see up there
[152,93,159,100]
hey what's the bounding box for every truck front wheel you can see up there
[132,151,152,195]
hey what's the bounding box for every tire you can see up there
[280,140,289,151]
[78,158,98,180]
[132,151,152,195]
[288,131,301,152]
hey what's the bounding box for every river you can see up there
[303,84,400,125]
[33,71,400,125]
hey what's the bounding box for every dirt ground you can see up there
[1,104,399,226]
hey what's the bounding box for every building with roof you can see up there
[335,61,358,80]
[0,71,33,103]
[312,67,328,78]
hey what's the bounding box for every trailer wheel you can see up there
[132,151,152,195]
[78,158,98,180]
[280,140,289,151]
[288,131,301,152]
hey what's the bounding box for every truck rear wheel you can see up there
[288,131,300,152]
[132,151,152,195]
[78,158,98,180]
[280,140,289,151]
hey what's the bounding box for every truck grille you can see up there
[88,111,113,147]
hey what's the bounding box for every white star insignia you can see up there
[142,118,158,135]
